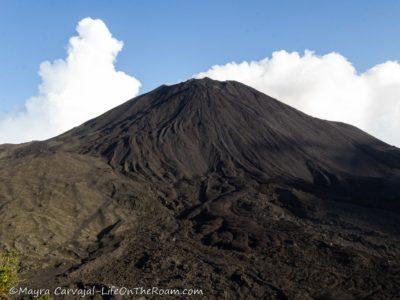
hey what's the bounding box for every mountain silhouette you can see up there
[1,78,399,299]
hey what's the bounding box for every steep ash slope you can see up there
[58,78,400,211]
[1,78,400,299]
[66,79,400,179]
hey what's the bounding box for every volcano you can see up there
[1,78,399,299]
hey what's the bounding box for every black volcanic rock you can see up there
[66,78,400,179]
[61,78,400,212]
[1,78,400,299]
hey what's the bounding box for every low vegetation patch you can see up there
[0,251,18,299]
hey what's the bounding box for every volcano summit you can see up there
[0,78,399,299]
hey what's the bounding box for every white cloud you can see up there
[0,17,141,144]
[196,50,400,147]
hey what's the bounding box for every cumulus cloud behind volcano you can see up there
[1,18,400,147]
[196,50,400,147]
[0,17,141,144]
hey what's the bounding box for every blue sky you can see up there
[1,0,400,111]
[1,1,400,146]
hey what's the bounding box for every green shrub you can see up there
[0,251,18,299]
[37,296,52,300]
